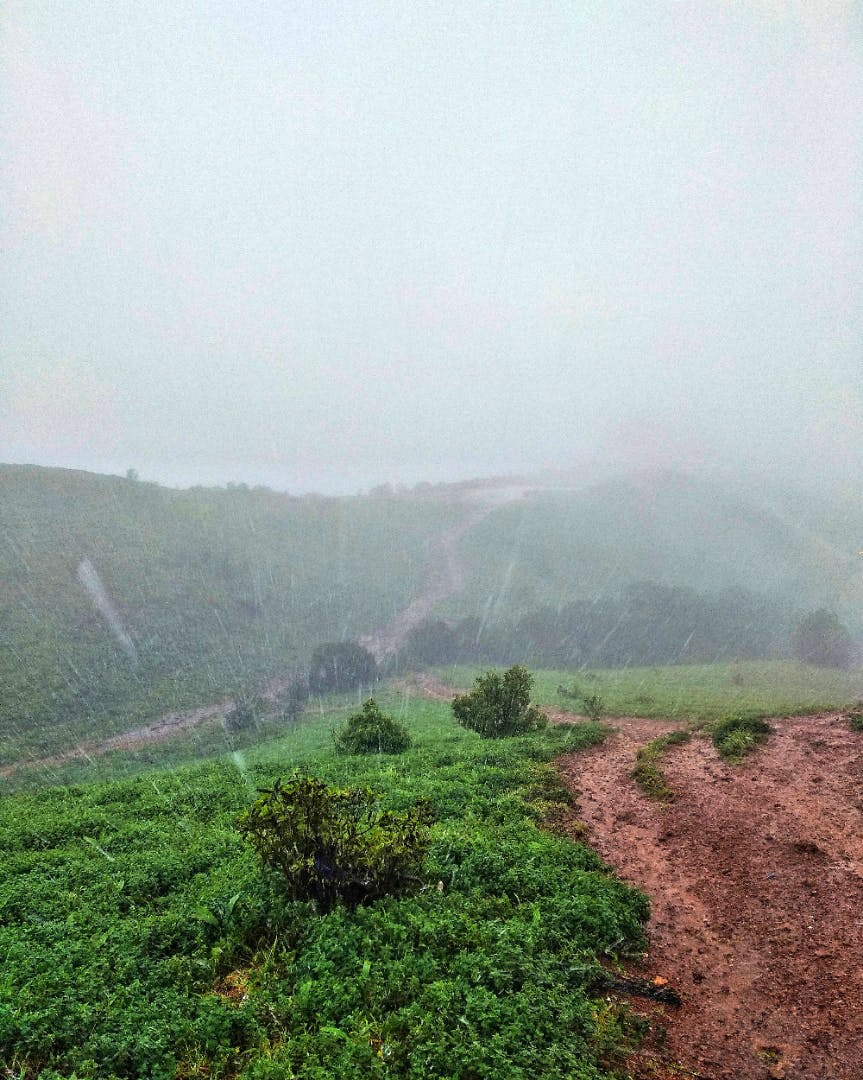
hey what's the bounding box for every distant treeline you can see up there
[395,582,795,670]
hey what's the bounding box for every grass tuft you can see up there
[631,729,691,801]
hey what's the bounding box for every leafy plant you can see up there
[847,704,863,731]
[711,711,771,761]
[237,774,433,910]
[452,665,548,738]
[581,694,604,721]
[334,698,411,755]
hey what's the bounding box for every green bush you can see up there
[452,666,548,738]
[711,711,771,760]
[791,608,853,669]
[334,699,411,755]
[309,641,378,694]
[237,774,433,910]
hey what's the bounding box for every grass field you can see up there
[437,661,863,722]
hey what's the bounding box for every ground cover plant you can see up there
[709,712,772,761]
[0,693,652,1079]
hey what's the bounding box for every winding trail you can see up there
[403,673,863,1078]
[557,712,863,1080]
[359,499,498,660]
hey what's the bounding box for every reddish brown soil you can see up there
[557,712,863,1080]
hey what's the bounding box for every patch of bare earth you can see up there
[557,713,863,1080]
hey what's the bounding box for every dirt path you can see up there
[0,676,293,780]
[557,712,863,1080]
[359,498,506,660]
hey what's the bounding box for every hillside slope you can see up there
[0,465,460,761]
[451,471,863,630]
[3,464,860,765]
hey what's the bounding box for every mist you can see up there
[2,1,861,494]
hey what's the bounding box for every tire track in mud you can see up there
[558,712,863,1080]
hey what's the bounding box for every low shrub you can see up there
[711,712,771,761]
[237,774,433,910]
[581,694,604,722]
[333,699,411,755]
[452,666,548,738]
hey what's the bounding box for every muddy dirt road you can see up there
[558,712,863,1080]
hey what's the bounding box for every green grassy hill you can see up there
[0,694,649,1080]
[0,465,460,762]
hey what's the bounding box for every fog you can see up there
[2,1,861,494]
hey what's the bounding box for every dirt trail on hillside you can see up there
[0,676,292,780]
[402,673,863,1078]
[359,497,509,660]
[557,713,863,1080]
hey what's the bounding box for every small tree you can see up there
[791,609,853,669]
[334,699,411,754]
[309,641,377,694]
[452,665,548,738]
[238,775,433,910]
[278,673,309,721]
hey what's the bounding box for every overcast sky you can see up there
[2,1,861,493]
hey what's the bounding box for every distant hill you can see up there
[2,463,860,763]
[450,470,863,631]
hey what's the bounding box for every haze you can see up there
[2,1,861,494]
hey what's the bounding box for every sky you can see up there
[1,1,861,494]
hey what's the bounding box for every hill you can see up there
[0,465,460,763]
[3,463,861,765]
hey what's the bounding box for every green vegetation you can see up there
[237,774,433,910]
[791,608,853,669]
[710,712,772,761]
[334,699,412,755]
[0,464,460,763]
[448,475,863,640]
[440,661,863,724]
[310,642,378,694]
[452,665,548,738]
[0,694,651,1079]
[631,730,692,801]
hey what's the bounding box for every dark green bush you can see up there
[237,775,433,910]
[309,642,377,694]
[791,608,853,669]
[334,699,411,755]
[452,666,548,738]
[711,711,771,760]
